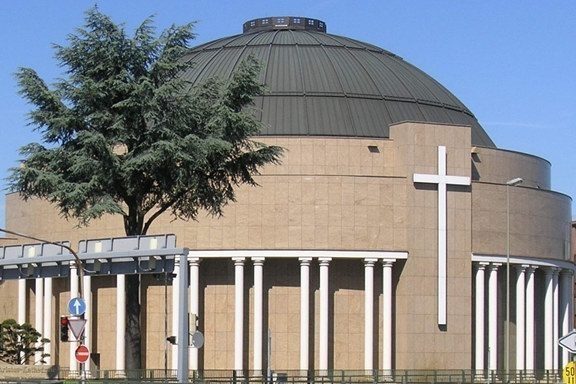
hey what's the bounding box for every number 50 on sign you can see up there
[563,361,576,384]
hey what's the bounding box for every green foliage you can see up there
[9,7,283,371]
[0,319,49,365]
[10,7,283,236]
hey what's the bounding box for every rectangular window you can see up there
[307,19,315,26]
[293,18,301,24]
[262,18,269,25]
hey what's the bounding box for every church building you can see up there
[0,16,572,375]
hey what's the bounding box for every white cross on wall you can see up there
[413,146,470,326]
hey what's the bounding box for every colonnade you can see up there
[474,261,573,371]
[170,255,399,373]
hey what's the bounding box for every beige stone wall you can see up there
[1,124,571,371]
[390,122,472,369]
[472,183,571,260]
[472,146,550,189]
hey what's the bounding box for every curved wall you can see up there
[2,128,571,371]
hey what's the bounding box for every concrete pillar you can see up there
[488,263,501,370]
[382,260,394,372]
[516,265,527,370]
[525,266,536,370]
[253,257,265,372]
[475,262,487,370]
[116,274,126,372]
[299,257,312,372]
[544,268,554,370]
[364,258,377,371]
[319,257,331,372]
[18,279,26,324]
[553,268,559,369]
[233,257,245,373]
[34,278,44,364]
[43,278,52,365]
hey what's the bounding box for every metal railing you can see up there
[0,368,563,383]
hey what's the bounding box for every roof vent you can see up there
[243,17,326,34]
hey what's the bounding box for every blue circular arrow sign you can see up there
[68,297,86,316]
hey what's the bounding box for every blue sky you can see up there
[1,1,575,226]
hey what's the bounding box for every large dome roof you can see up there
[182,17,495,147]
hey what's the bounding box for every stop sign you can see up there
[75,345,90,364]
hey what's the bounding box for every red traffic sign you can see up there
[75,345,90,364]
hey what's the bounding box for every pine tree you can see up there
[10,8,282,371]
[0,319,49,365]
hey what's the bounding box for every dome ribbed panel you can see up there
[181,29,496,147]
[266,46,302,94]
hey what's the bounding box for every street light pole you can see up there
[505,177,523,382]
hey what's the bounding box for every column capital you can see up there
[232,257,246,266]
[560,268,574,276]
[516,264,528,273]
[544,266,560,276]
[476,261,490,270]
[364,258,378,267]
[252,257,265,266]
[382,259,394,268]
[489,263,502,271]
[188,257,201,266]
[299,257,313,266]
[318,257,332,266]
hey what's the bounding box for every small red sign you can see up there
[75,345,90,364]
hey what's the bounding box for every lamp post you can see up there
[505,177,523,381]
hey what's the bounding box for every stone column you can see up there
[299,257,312,372]
[553,268,559,369]
[560,269,574,366]
[475,262,487,370]
[233,257,245,373]
[18,279,26,324]
[382,260,394,372]
[319,257,331,372]
[189,258,200,370]
[116,274,126,373]
[544,268,554,370]
[488,263,501,370]
[525,266,536,370]
[253,257,265,372]
[516,265,527,371]
[364,258,377,371]
[34,277,44,364]
[43,278,52,365]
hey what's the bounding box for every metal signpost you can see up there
[0,229,189,383]
[559,331,576,384]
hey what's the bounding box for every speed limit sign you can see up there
[563,361,576,384]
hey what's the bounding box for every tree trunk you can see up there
[124,209,145,374]
[125,274,142,373]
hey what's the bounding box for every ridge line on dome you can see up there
[309,31,361,135]
[259,92,474,116]
[337,36,395,124]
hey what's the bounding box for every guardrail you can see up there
[0,367,563,383]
